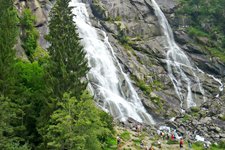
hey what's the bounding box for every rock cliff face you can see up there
[85,0,225,142]
[83,0,224,118]
[15,0,225,141]
[15,0,54,58]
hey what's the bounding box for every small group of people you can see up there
[158,129,193,150]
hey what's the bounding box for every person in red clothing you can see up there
[171,133,175,140]
[180,138,184,149]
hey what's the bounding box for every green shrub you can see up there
[218,114,225,121]
[20,8,39,60]
[192,142,204,150]
[182,114,191,122]
[104,137,117,149]
[190,106,200,112]
[166,139,179,145]
[120,131,131,141]
[114,16,122,21]
[206,47,225,63]
[188,27,209,38]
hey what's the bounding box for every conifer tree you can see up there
[0,0,18,95]
[47,0,89,99]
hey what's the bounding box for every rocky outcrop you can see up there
[165,97,225,142]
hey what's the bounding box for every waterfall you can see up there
[197,67,224,98]
[150,0,206,108]
[69,0,155,124]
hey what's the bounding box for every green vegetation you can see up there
[192,142,204,150]
[166,139,179,145]
[104,137,117,149]
[20,8,39,61]
[120,131,131,142]
[0,0,18,96]
[187,27,209,38]
[91,0,107,20]
[135,77,164,109]
[190,106,200,112]
[211,141,225,150]
[182,114,191,123]
[0,0,114,149]
[46,0,89,99]
[218,114,225,121]
[178,0,225,62]
[191,141,225,150]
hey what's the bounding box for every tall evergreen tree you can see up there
[47,0,89,99]
[0,0,18,95]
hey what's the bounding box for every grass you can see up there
[187,27,209,38]
[192,142,204,150]
[191,141,225,150]
[206,47,225,63]
[104,137,117,150]
[133,139,141,146]
[120,131,131,142]
[166,139,179,145]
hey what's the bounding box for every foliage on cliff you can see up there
[178,0,225,61]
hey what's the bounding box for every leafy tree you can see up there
[47,0,89,99]
[43,92,112,150]
[14,60,47,146]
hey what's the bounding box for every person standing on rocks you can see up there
[179,138,184,150]
[116,135,121,148]
[171,133,175,141]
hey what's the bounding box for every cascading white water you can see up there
[150,0,206,108]
[197,67,224,98]
[69,0,155,124]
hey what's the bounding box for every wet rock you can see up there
[174,30,191,45]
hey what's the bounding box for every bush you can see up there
[192,142,204,150]
[190,106,200,112]
[188,27,209,38]
[166,139,179,145]
[218,114,225,121]
[120,131,131,141]
[182,114,191,122]
[104,137,117,149]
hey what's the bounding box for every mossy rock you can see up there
[91,2,108,20]
[190,106,200,112]
[218,114,225,121]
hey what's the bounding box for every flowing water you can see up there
[150,0,206,108]
[69,0,155,124]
